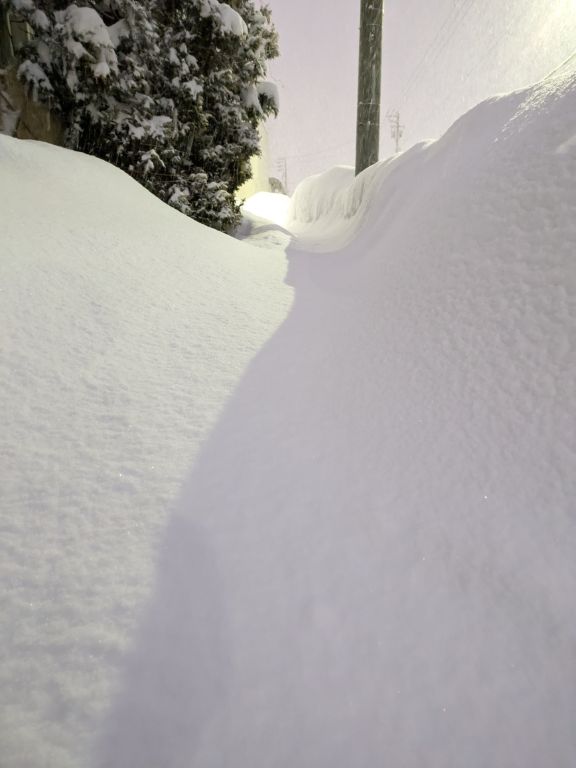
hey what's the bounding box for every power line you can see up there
[546,49,576,79]
[397,3,462,105]
[280,139,354,162]
[402,0,476,105]
[434,1,538,116]
[398,0,476,109]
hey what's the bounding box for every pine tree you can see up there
[135,0,279,230]
[3,0,279,232]
[2,1,158,149]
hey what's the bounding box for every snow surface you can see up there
[2,64,576,768]
[0,138,291,767]
[241,84,262,113]
[55,6,115,50]
[256,80,280,110]
[198,0,248,37]
[218,3,248,37]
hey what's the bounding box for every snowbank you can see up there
[252,65,576,259]
[0,136,292,767]
[2,61,576,768]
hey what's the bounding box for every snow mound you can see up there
[2,62,576,768]
[229,66,576,768]
[0,136,292,767]
[251,64,576,258]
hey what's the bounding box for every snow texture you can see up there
[242,82,279,114]
[241,84,262,112]
[1,63,576,768]
[52,5,118,80]
[217,3,248,36]
[17,60,53,93]
[256,79,279,109]
[31,9,50,31]
[182,79,203,99]
[197,0,247,36]
[55,6,115,50]
[0,137,291,768]
[107,19,130,49]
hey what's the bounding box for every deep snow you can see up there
[0,138,292,767]
[1,62,576,768]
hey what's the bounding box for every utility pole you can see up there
[355,0,383,175]
[387,110,404,154]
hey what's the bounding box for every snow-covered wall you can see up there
[381,0,576,156]
[0,67,63,144]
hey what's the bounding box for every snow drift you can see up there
[2,62,576,768]
[0,137,292,767]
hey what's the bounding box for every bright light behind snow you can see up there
[241,190,290,227]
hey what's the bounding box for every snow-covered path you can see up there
[2,64,576,768]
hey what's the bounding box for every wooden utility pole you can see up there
[355,0,383,175]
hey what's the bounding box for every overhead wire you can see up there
[398,0,476,110]
[279,138,354,162]
[279,1,484,174]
